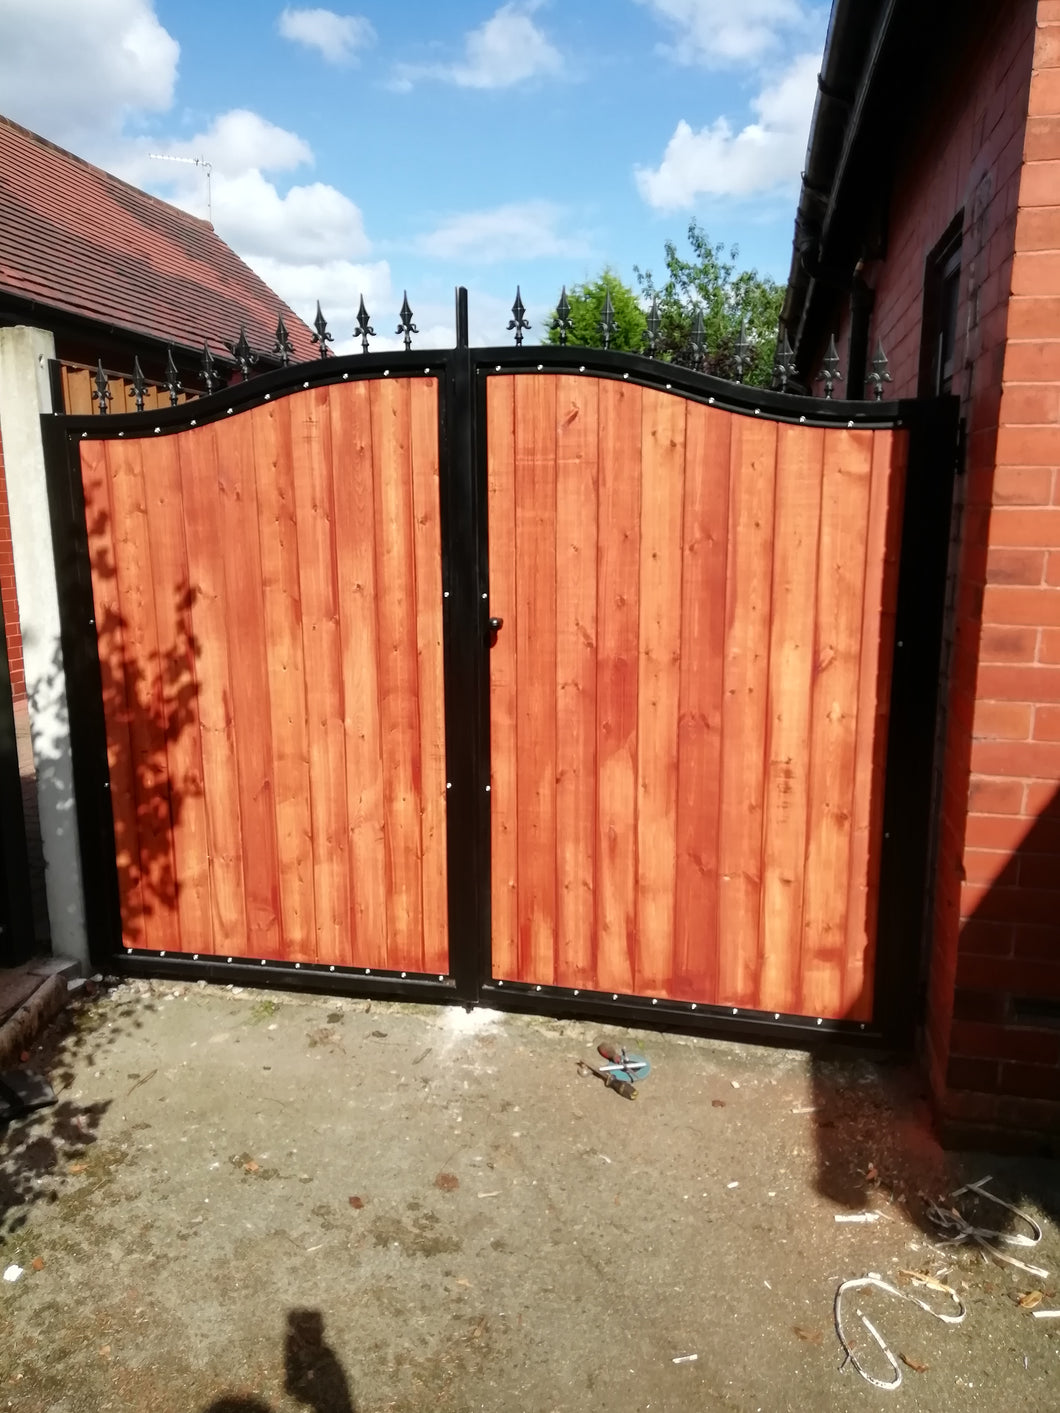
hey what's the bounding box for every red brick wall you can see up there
[0,422,27,705]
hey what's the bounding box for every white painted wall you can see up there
[0,325,88,968]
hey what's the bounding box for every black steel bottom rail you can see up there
[114,950,457,1003]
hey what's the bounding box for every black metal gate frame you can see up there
[42,291,958,1050]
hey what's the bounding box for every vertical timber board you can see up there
[101,439,180,954]
[252,399,317,963]
[487,377,519,980]
[409,377,449,976]
[514,374,558,985]
[140,436,213,955]
[594,381,642,995]
[845,429,908,1019]
[79,439,146,945]
[716,418,777,1008]
[759,423,824,1015]
[289,388,352,967]
[214,413,282,959]
[799,429,873,1018]
[370,379,426,972]
[329,380,388,970]
[634,388,686,996]
[672,402,731,1001]
[178,426,249,956]
[554,376,599,990]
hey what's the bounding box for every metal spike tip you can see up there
[551,287,572,346]
[690,308,706,370]
[733,320,754,383]
[817,333,843,400]
[273,314,294,366]
[93,358,112,414]
[131,356,147,413]
[598,288,616,350]
[201,341,220,394]
[645,295,660,358]
[312,301,334,359]
[507,286,531,346]
[355,294,375,354]
[868,338,893,400]
[396,291,419,352]
[164,346,182,407]
[224,325,258,380]
[773,329,796,393]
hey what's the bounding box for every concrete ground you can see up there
[0,980,1057,1413]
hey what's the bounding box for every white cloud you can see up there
[392,1,562,91]
[0,0,179,148]
[151,109,313,176]
[416,201,591,263]
[635,0,818,69]
[635,52,819,208]
[277,7,375,65]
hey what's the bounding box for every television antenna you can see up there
[148,153,213,223]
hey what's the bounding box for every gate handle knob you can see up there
[488,616,504,633]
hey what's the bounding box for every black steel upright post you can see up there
[438,288,490,1002]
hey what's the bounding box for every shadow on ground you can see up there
[202,1309,355,1413]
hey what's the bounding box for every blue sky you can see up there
[0,0,830,348]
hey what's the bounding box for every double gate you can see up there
[44,297,957,1044]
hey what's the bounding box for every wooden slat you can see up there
[488,378,519,980]
[635,389,686,996]
[672,403,731,1001]
[290,388,352,967]
[409,377,448,976]
[759,423,825,1014]
[329,380,387,970]
[66,368,93,415]
[799,430,874,1018]
[594,381,642,995]
[252,400,317,962]
[214,414,282,958]
[716,418,778,1008]
[178,426,249,956]
[370,379,425,972]
[103,439,181,954]
[80,440,146,943]
[554,376,599,990]
[514,374,558,985]
[140,436,212,955]
[844,429,908,1018]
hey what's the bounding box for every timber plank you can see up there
[409,377,448,976]
[716,418,777,1008]
[104,439,180,954]
[329,381,387,969]
[673,402,731,1001]
[759,423,825,1014]
[289,388,352,967]
[178,426,249,956]
[799,429,874,1018]
[554,375,599,990]
[80,440,146,945]
[370,379,425,972]
[514,374,558,985]
[487,377,519,980]
[140,435,212,956]
[251,399,317,962]
[215,413,282,959]
[594,381,642,995]
[635,388,686,996]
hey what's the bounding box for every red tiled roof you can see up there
[0,115,315,361]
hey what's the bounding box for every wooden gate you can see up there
[45,307,956,1042]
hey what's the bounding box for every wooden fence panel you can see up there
[487,373,907,1020]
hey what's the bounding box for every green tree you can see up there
[635,222,783,387]
[544,268,647,352]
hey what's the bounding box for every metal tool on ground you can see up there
[576,1058,638,1100]
[595,1042,650,1086]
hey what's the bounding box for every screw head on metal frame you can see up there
[396,291,419,352]
[551,286,572,346]
[508,287,531,346]
[355,294,375,354]
[312,301,334,359]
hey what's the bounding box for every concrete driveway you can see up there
[1,980,1057,1411]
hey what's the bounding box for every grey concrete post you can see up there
[0,326,88,968]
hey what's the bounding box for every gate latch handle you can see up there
[488,616,503,646]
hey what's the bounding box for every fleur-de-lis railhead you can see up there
[396,291,418,352]
[224,325,258,379]
[355,295,375,354]
[273,314,294,366]
[201,342,220,394]
[164,346,182,407]
[312,302,334,359]
[93,359,112,415]
[868,338,893,401]
[131,356,147,413]
[645,295,661,358]
[551,286,572,346]
[598,288,616,350]
[508,287,530,346]
[773,329,796,393]
[733,321,754,383]
[817,333,843,400]
[689,308,706,370]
